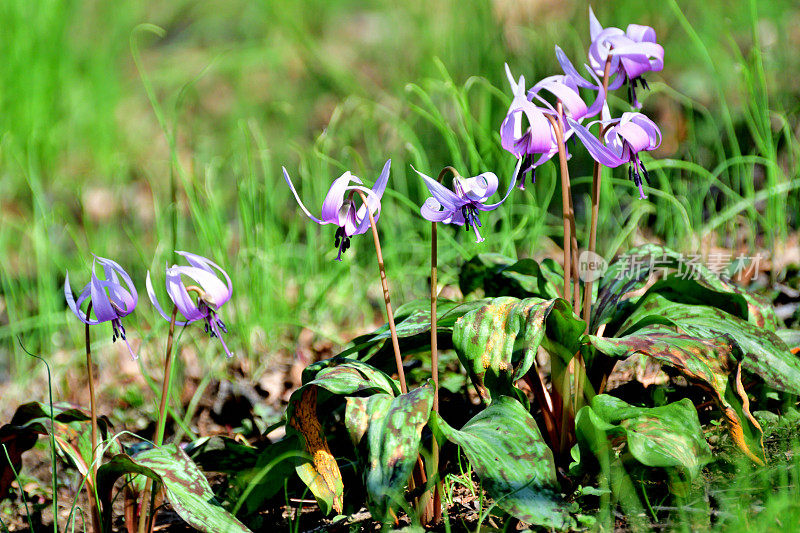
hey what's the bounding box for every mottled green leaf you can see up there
[285,359,404,515]
[452,297,583,403]
[345,394,393,446]
[1,402,113,499]
[575,395,712,480]
[594,244,776,331]
[588,327,765,464]
[618,293,800,396]
[366,384,434,521]
[459,253,563,299]
[431,396,573,528]
[341,299,490,365]
[97,444,251,532]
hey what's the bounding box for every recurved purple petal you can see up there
[413,167,463,211]
[90,262,119,323]
[176,251,233,305]
[64,273,100,325]
[96,257,138,315]
[420,197,454,223]
[146,270,192,326]
[320,171,360,225]
[459,172,498,202]
[282,167,325,225]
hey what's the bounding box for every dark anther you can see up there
[641,163,651,185]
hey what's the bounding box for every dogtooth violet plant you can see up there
[140,251,235,533]
[9,6,800,532]
[64,255,139,533]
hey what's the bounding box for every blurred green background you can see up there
[1,0,798,386]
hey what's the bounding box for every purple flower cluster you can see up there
[500,7,663,198]
[282,7,664,251]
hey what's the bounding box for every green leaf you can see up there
[575,395,713,480]
[431,396,573,529]
[345,394,393,446]
[285,358,406,515]
[97,444,251,532]
[341,299,490,365]
[618,293,800,396]
[1,402,113,499]
[365,384,434,521]
[451,297,583,403]
[588,326,765,464]
[459,253,563,299]
[594,245,777,332]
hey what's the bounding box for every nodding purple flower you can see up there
[588,7,664,108]
[567,112,662,199]
[65,256,138,359]
[146,251,234,358]
[500,64,560,190]
[283,160,390,261]
[413,164,517,243]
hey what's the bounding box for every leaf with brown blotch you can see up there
[588,327,765,464]
[287,386,344,515]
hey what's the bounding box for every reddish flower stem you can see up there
[83,302,101,533]
[138,304,178,533]
[582,54,614,333]
[355,191,408,394]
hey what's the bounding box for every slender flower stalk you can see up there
[583,55,614,332]
[354,190,407,393]
[544,112,574,306]
[138,304,179,533]
[141,252,233,533]
[65,256,138,533]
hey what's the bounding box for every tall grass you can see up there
[0,0,798,381]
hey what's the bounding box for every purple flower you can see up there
[283,160,390,260]
[567,112,662,199]
[588,7,664,108]
[65,256,138,359]
[413,165,517,243]
[500,65,560,189]
[146,251,234,358]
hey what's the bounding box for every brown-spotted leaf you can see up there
[618,293,800,396]
[1,402,113,499]
[345,394,392,446]
[287,386,344,515]
[588,327,765,464]
[97,444,251,532]
[594,244,777,332]
[575,395,713,480]
[452,297,583,403]
[430,396,573,528]
[366,383,434,521]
